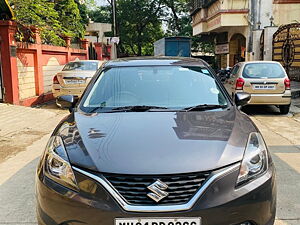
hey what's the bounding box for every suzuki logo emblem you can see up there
[147,179,169,202]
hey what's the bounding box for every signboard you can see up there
[110,37,120,44]
[215,44,229,54]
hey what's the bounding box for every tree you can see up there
[162,0,215,54]
[88,0,214,56]
[116,0,165,56]
[76,1,90,27]
[162,0,191,36]
[10,0,89,45]
[88,5,112,24]
[9,0,65,45]
[54,0,85,39]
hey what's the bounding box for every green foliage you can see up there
[117,0,165,56]
[88,5,112,24]
[54,0,85,39]
[10,0,65,45]
[10,0,88,46]
[87,0,214,56]
[192,36,215,53]
[162,0,215,54]
[76,1,90,27]
[162,0,191,36]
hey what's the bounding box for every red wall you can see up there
[0,21,89,106]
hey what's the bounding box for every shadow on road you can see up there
[241,105,284,116]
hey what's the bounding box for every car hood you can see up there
[58,108,257,174]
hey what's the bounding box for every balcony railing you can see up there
[190,0,218,15]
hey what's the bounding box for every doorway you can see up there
[229,33,246,67]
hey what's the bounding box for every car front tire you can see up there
[279,105,290,114]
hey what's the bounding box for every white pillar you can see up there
[252,30,263,61]
[263,26,278,61]
[110,43,117,59]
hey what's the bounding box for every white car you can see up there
[228,61,291,114]
[52,60,103,101]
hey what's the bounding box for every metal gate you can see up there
[88,43,97,60]
[273,23,300,81]
[259,30,264,60]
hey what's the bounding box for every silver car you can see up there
[228,61,291,114]
[52,60,103,101]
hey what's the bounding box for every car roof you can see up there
[103,57,207,68]
[238,61,282,66]
[68,60,103,63]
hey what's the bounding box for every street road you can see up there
[0,105,299,225]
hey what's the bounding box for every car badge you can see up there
[147,179,169,202]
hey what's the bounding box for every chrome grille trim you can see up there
[73,163,240,212]
[103,172,209,205]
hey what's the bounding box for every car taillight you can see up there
[53,75,59,84]
[284,78,291,90]
[235,78,245,90]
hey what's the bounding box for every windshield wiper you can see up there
[111,105,169,112]
[183,104,228,112]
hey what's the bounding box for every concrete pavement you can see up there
[0,104,299,225]
[251,114,300,225]
[0,103,67,225]
[0,103,67,164]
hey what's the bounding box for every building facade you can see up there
[191,0,300,69]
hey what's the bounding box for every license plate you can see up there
[253,84,275,90]
[65,79,85,84]
[115,218,201,225]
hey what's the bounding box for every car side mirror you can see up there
[56,95,78,112]
[234,92,251,107]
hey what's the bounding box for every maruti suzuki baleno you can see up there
[36,57,276,225]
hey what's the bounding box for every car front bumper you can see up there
[36,164,276,225]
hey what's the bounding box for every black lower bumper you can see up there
[36,165,276,225]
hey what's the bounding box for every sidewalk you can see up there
[0,103,67,163]
[291,81,300,99]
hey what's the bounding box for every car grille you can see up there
[103,172,210,205]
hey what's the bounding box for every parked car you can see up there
[52,60,104,106]
[36,57,276,225]
[228,61,291,114]
[217,67,231,82]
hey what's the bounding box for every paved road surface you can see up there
[0,104,299,225]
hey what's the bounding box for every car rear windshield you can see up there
[63,61,98,71]
[81,66,229,112]
[242,63,285,79]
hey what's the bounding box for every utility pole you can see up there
[112,0,117,37]
[111,0,118,58]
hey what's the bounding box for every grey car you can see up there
[36,57,276,225]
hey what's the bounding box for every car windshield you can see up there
[242,63,285,79]
[81,66,228,112]
[63,61,98,71]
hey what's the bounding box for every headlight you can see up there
[43,136,79,191]
[237,132,268,185]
